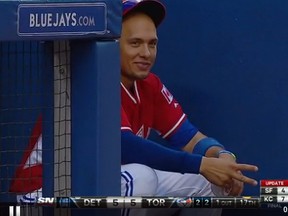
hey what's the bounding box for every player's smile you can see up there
[134,61,151,71]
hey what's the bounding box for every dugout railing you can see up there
[0,1,121,216]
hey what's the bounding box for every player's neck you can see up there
[121,77,135,91]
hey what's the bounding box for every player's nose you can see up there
[139,44,151,58]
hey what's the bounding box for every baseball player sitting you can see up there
[120,1,258,216]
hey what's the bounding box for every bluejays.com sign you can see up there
[17,3,107,36]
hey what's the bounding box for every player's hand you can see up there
[199,157,258,188]
[227,171,244,196]
[218,153,244,196]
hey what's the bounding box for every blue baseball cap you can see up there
[122,0,166,27]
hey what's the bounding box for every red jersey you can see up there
[121,73,186,139]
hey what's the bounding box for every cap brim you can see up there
[123,0,166,27]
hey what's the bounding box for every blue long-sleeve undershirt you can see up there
[121,130,202,174]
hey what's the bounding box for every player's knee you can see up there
[197,175,227,197]
[190,174,214,196]
[121,163,158,196]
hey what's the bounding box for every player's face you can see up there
[120,13,158,88]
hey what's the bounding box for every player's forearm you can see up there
[121,130,203,174]
[194,137,237,160]
[183,132,224,156]
[182,131,206,153]
[169,119,225,157]
[184,133,230,158]
[165,119,233,159]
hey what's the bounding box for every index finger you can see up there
[235,163,258,172]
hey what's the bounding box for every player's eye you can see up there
[149,40,158,48]
[130,40,140,47]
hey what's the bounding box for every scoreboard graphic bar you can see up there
[4,180,288,213]
[39,196,260,208]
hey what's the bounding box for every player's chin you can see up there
[136,71,150,80]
